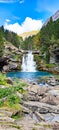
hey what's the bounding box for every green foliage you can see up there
[8,94,21,106]
[32,128,36,130]
[46,63,56,68]
[0,26,23,50]
[0,27,4,57]
[23,33,40,50]
[0,87,15,99]
[14,80,27,94]
[4,30,23,48]
[12,111,23,119]
[0,100,4,107]
[39,18,59,52]
[45,50,50,64]
[0,73,28,109]
[0,74,7,85]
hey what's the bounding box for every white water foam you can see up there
[21,51,36,72]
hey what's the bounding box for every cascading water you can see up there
[21,51,36,72]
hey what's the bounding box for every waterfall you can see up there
[21,51,36,72]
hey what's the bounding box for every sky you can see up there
[0,0,59,34]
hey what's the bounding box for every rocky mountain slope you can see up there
[44,10,59,26]
[19,30,39,40]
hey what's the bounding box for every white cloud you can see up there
[0,0,25,4]
[4,17,43,34]
[5,19,11,23]
[19,0,24,4]
[13,16,21,20]
[0,0,19,3]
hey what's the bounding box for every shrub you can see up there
[8,94,21,106]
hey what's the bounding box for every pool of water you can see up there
[6,71,51,82]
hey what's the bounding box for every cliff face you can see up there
[44,10,59,26]
[52,10,59,21]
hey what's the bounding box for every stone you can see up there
[41,94,59,105]
[0,109,12,117]
[9,63,18,70]
[48,89,59,96]
[52,115,59,122]
[3,65,9,72]
[51,122,59,130]
[37,86,48,96]
[16,91,23,99]
[35,111,45,121]
[28,85,39,94]
[0,116,14,123]
[9,58,16,62]
[0,57,8,70]
[22,106,31,114]
[38,108,49,114]
[23,101,56,112]
[6,77,13,85]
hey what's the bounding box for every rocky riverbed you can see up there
[0,75,59,130]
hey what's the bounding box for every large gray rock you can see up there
[37,86,49,96]
[9,63,18,70]
[41,94,59,105]
[35,111,45,121]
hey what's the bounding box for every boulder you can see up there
[3,65,9,72]
[9,63,18,70]
[0,57,8,70]
[28,85,39,94]
[41,94,59,105]
[6,77,13,85]
[38,108,49,114]
[16,91,23,99]
[37,86,49,96]
[35,111,45,121]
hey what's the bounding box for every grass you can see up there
[0,100,4,107]
[12,111,23,120]
[0,73,8,86]
[45,63,56,68]
[0,87,15,99]
[32,128,36,130]
[0,73,28,108]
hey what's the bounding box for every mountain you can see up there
[44,10,59,26]
[19,30,39,40]
[52,10,59,21]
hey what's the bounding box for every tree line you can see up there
[0,17,59,59]
[23,18,59,51]
[0,26,23,58]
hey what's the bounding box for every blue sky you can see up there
[0,0,59,34]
